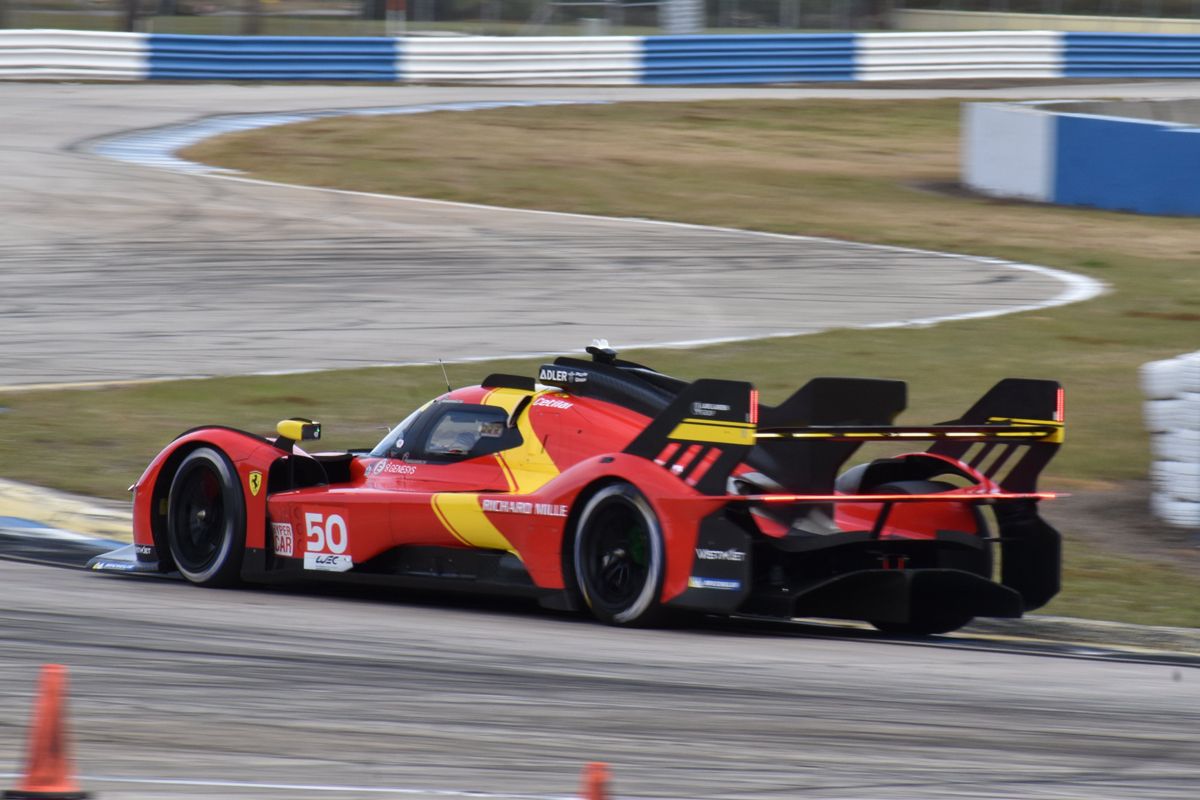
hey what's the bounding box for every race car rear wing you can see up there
[624,374,1064,612]
[625,376,1064,496]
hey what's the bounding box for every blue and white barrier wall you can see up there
[149,34,398,80]
[0,30,148,80]
[963,100,1200,216]
[3,29,1200,84]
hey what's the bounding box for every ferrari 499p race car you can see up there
[91,344,1066,635]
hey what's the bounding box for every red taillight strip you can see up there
[1056,387,1066,423]
[734,491,1058,504]
[749,389,759,425]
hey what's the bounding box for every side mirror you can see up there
[275,418,321,451]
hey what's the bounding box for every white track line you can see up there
[81,99,1106,381]
[0,774,578,799]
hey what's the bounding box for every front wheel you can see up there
[573,483,667,627]
[166,447,246,587]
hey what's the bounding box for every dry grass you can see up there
[186,100,1200,262]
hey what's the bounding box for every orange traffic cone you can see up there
[580,761,610,800]
[4,665,88,800]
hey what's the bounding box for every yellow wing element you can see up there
[987,416,1066,444]
[755,423,1062,443]
[668,418,755,445]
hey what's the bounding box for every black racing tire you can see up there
[573,483,667,627]
[868,479,976,636]
[166,447,246,587]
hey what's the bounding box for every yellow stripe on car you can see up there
[431,493,516,554]
[482,388,561,493]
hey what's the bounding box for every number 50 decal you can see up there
[305,512,348,554]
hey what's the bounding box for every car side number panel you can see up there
[302,511,353,572]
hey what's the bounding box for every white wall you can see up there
[962,102,1055,203]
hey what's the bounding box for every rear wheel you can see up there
[573,483,666,627]
[166,447,246,587]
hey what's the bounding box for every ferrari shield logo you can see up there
[248,471,263,497]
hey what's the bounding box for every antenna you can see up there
[438,359,452,393]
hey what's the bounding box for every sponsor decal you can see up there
[538,367,588,385]
[248,471,263,497]
[483,498,532,514]
[303,553,354,572]
[687,577,743,591]
[691,402,732,417]
[301,510,351,571]
[272,522,294,557]
[695,547,746,562]
[91,560,137,572]
[533,396,573,410]
[135,544,154,557]
[481,498,568,517]
[368,461,416,477]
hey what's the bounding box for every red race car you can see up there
[90,343,1065,635]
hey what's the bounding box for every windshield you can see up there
[369,407,423,457]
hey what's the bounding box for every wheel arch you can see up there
[139,427,282,571]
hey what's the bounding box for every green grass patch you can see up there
[1051,540,1200,628]
[3,99,1196,625]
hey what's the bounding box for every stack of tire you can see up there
[1142,351,1200,530]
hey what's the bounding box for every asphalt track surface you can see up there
[2,555,1199,800]
[4,81,1200,799]
[12,82,1200,387]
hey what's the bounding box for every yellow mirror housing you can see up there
[277,418,321,442]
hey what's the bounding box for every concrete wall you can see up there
[962,103,1055,203]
